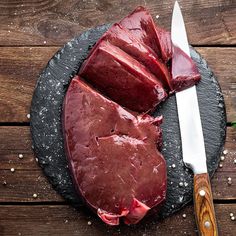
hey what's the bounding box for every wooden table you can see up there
[0,1,235,235]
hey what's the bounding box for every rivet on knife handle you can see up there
[194,173,218,236]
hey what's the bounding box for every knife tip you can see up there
[174,1,180,9]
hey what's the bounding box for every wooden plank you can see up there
[0,204,235,236]
[0,126,235,202]
[0,0,235,46]
[0,47,58,122]
[0,46,235,123]
[0,170,63,202]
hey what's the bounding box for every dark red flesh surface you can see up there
[63,76,167,225]
[103,24,172,90]
[119,6,172,63]
[79,40,167,112]
[171,45,201,91]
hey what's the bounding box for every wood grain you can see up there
[0,47,235,123]
[0,204,235,236]
[0,0,235,46]
[0,126,235,202]
[194,173,218,236]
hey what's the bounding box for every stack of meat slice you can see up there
[80,6,201,112]
[63,6,201,225]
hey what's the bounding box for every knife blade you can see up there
[171,1,218,235]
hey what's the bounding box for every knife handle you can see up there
[194,173,218,236]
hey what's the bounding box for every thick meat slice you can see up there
[79,41,167,112]
[103,24,172,90]
[171,45,201,91]
[63,76,167,225]
[119,6,172,63]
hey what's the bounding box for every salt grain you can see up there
[179,182,184,187]
[2,180,7,186]
[223,149,228,155]
[231,216,235,221]
[33,193,38,198]
[184,182,188,187]
[230,213,234,217]
[219,163,223,168]
[27,114,30,119]
[228,177,232,185]
[87,221,92,225]
[234,159,236,164]
[220,156,225,161]
[10,168,15,173]
[18,154,23,159]
[182,214,186,218]
[43,40,47,44]
[172,164,176,168]
[155,15,159,19]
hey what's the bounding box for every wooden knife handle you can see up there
[194,173,218,236]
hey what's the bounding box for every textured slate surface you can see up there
[30,25,226,221]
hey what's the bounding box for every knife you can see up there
[171,1,218,235]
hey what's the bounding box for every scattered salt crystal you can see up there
[223,149,228,155]
[10,168,15,173]
[155,15,159,19]
[184,182,188,187]
[179,182,184,187]
[234,159,236,164]
[172,164,176,168]
[220,156,225,161]
[228,177,232,185]
[33,193,38,198]
[231,216,235,221]
[43,40,47,44]
[2,180,7,186]
[182,214,186,218]
[18,154,23,159]
[219,163,223,168]
[27,114,30,119]
[230,213,234,217]
[64,219,68,223]
[87,221,92,225]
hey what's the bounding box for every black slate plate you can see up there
[30,25,226,221]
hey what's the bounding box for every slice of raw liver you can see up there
[119,6,172,63]
[171,45,201,91]
[103,24,172,91]
[63,76,167,225]
[79,41,167,112]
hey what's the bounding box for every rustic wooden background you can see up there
[0,0,236,235]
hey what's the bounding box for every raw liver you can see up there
[79,41,167,112]
[30,24,226,231]
[79,7,201,112]
[119,6,172,63]
[102,24,172,90]
[171,45,201,91]
[63,76,167,225]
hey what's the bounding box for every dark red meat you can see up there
[79,40,167,112]
[171,45,201,91]
[103,24,172,90]
[63,76,167,225]
[119,6,172,63]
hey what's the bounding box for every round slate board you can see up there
[30,25,226,221]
